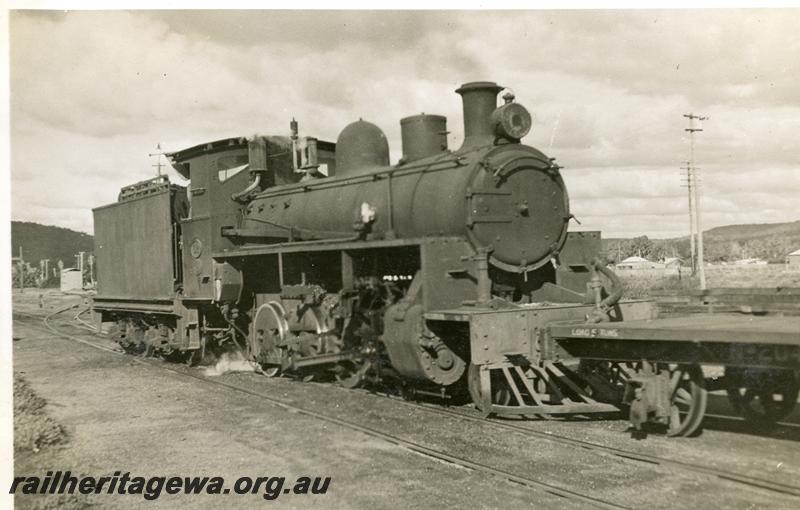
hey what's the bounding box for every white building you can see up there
[787,249,800,267]
[616,256,663,270]
[60,268,83,292]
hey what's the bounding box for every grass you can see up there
[619,274,697,299]
[14,373,67,453]
[616,265,800,299]
[13,375,94,510]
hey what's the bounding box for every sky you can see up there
[8,9,800,238]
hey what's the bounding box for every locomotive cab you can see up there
[165,135,335,301]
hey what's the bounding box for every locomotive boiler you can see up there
[238,82,569,277]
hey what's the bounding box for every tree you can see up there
[627,235,654,259]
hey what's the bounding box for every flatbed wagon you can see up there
[436,286,800,438]
[549,313,800,436]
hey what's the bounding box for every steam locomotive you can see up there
[96,81,800,436]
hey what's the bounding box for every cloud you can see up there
[460,10,800,108]
[9,10,800,238]
[12,11,252,138]
[145,11,441,51]
[10,115,187,232]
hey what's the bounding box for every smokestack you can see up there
[456,81,503,150]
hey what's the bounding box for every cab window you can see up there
[217,154,249,182]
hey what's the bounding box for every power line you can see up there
[680,161,696,274]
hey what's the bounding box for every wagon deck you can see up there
[550,314,800,370]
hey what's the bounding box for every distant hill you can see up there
[602,220,800,264]
[704,221,800,242]
[11,221,94,268]
[11,219,800,269]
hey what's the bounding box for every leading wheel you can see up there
[467,364,512,412]
[666,364,708,437]
[725,367,799,425]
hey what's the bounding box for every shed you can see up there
[60,268,83,292]
[788,249,800,267]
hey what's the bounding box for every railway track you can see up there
[15,307,800,506]
[385,397,800,498]
[20,308,629,510]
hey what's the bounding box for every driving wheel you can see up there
[251,302,289,377]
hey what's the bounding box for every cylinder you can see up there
[456,81,503,149]
[400,114,448,163]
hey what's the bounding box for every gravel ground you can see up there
[214,371,800,508]
[11,315,574,508]
[11,290,800,509]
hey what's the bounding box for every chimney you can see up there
[455,81,503,150]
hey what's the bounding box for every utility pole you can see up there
[680,160,696,274]
[77,251,85,284]
[684,113,708,290]
[149,143,166,177]
[88,254,95,287]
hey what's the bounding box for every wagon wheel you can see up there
[251,302,289,377]
[468,364,512,411]
[666,364,708,437]
[725,367,799,425]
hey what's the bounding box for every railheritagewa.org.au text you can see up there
[10,471,331,501]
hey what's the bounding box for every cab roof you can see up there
[165,137,249,179]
